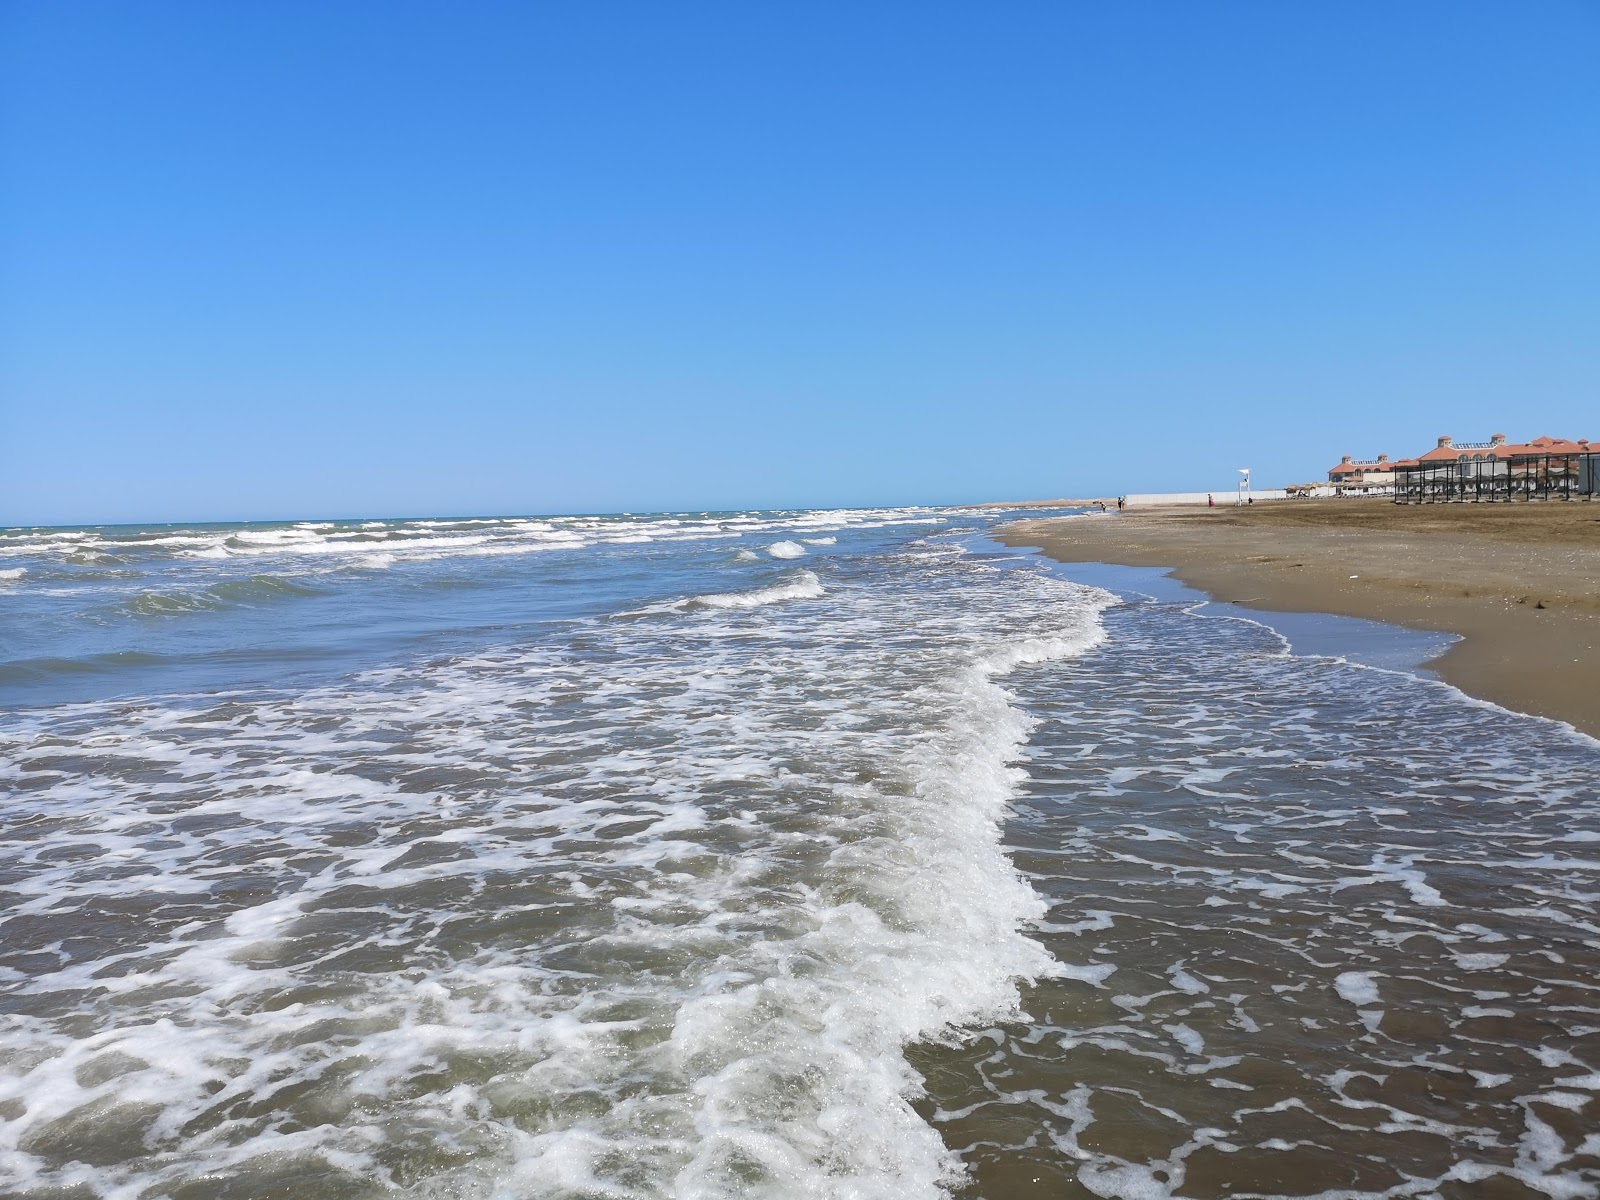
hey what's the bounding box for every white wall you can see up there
[1122,488,1334,506]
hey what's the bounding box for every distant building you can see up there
[1390,432,1598,502]
[1326,453,1395,490]
[1394,432,1592,468]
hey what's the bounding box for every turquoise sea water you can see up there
[2,508,1597,1198]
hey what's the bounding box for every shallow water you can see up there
[1,510,1596,1198]
[915,579,1600,1198]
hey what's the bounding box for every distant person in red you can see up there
[1207,494,1215,507]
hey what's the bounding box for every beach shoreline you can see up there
[997,499,1600,738]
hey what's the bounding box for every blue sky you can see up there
[3,1,1597,524]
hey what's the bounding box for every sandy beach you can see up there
[999,498,1600,738]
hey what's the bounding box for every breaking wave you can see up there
[0,534,1110,1197]
[689,569,827,609]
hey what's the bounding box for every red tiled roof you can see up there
[1327,458,1393,476]
[1415,435,1591,463]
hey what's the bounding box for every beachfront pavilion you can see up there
[1389,433,1599,502]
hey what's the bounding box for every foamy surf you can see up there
[913,567,1600,1200]
[689,569,826,609]
[17,512,956,575]
[4,506,1599,1199]
[0,518,1112,1198]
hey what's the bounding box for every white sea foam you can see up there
[767,540,806,559]
[1334,971,1381,1007]
[1454,952,1512,970]
[689,570,826,609]
[9,507,1599,1199]
[0,528,1111,1197]
[1058,962,1118,987]
[0,509,965,582]
[0,566,25,580]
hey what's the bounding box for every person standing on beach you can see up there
[1207,494,1214,507]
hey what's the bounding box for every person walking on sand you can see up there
[1207,494,1214,508]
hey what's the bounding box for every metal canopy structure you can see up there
[1393,452,1600,503]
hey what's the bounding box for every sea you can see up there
[1,507,1597,1200]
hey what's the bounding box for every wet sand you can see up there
[998,499,1600,738]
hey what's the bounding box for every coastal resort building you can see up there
[1390,433,1599,503]
[1326,454,1396,493]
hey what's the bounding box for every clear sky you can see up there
[3,1,1597,524]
